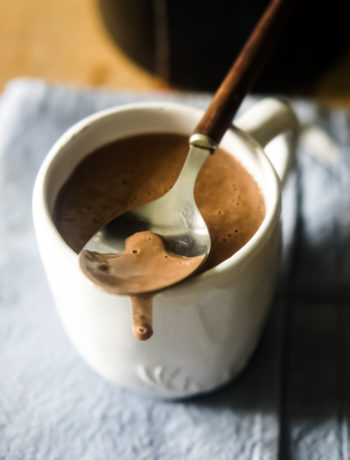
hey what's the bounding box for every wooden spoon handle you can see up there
[193,0,294,144]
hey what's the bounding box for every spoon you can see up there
[79,0,292,291]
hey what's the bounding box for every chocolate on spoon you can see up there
[79,231,205,296]
[80,231,205,340]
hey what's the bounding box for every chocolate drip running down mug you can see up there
[33,99,298,398]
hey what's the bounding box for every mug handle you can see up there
[235,98,299,184]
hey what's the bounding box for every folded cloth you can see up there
[0,78,349,460]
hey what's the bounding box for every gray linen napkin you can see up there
[0,78,349,460]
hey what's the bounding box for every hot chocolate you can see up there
[53,133,265,339]
[79,231,205,340]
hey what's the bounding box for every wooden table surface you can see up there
[2,0,350,110]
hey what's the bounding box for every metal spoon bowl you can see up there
[80,134,216,261]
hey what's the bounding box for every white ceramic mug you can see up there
[33,98,298,398]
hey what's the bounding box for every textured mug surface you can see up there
[33,99,298,398]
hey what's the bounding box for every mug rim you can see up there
[33,101,281,294]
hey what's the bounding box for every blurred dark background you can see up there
[97,0,350,94]
[2,0,350,108]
